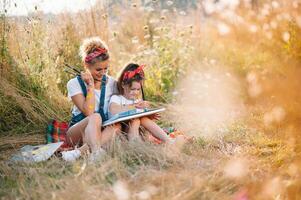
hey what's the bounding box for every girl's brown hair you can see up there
[117,63,145,95]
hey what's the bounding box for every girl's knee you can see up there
[113,123,122,131]
[130,118,140,127]
[140,117,149,123]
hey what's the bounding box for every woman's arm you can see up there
[71,71,96,116]
[71,84,95,116]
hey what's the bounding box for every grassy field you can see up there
[1,0,301,199]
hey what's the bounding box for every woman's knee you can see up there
[88,113,102,124]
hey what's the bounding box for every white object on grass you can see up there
[62,149,81,162]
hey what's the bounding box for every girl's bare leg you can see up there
[100,123,122,145]
[140,117,170,142]
[128,118,141,141]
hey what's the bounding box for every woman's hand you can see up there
[134,101,150,109]
[81,70,94,86]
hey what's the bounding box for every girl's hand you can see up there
[134,101,150,109]
[148,113,161,120]
[81,70,94,86]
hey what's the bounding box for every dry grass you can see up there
[1,0,301,199]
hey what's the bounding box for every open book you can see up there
[102,108,165,127]
[11,142,63,163]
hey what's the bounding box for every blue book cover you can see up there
[102,108,165,126]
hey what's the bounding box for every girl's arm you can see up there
[109,102,134,115]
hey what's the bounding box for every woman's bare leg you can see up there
[140,117,170,142]
[66,113,102,152]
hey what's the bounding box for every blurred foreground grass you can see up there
[1,0,301,199]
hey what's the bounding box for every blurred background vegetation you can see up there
[1,0,301,198]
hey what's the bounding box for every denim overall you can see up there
[69,75,107,127]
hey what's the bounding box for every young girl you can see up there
[109,63,171,143]
[63,37,120,161]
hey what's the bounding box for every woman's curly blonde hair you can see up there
[79,37,109,64]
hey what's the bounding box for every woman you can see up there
[62,37,120,162]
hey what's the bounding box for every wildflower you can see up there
[246,72,257,84]
[143,25,149,31]
[179,11,186,16]
[203,1,215,14]
[217,22,231,35]
[149,19,159,24]
[209,59,216,65]
[144,34,151,39]
[271,106,286,123]
[282,32,290,42]
[248,84,262,97]
[145,7,154,12]
[263,106,286,126]
[166,1,173,6]
[293,1,299,8]
[161,9,169,14]
[102,14,108,19]
[271,1,280,9]
[160,16,166,20]
[153,35,160,40]
[249,25,258,33]
[132,37,139,44]
[136,191,150,200]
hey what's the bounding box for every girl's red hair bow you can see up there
[85,47,107,63]
[123,65,145,81]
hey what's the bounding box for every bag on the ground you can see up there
[46,119,70,149]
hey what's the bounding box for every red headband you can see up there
[123,65,145,81]
[85,47,107,63]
